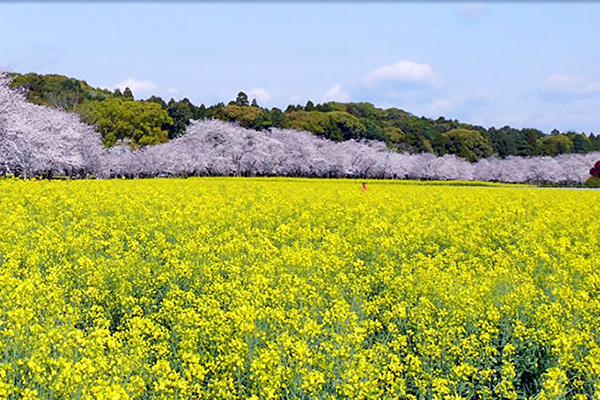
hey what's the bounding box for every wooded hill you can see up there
[9,72,600,161]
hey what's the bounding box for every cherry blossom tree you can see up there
[3,71,600,184]
[0,72,103,178]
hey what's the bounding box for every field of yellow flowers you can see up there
[0,177,598,399]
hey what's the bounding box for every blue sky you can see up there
[1,2,599,134]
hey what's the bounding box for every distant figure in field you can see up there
[361,182,368,191]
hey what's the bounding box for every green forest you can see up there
[10,72,600,161]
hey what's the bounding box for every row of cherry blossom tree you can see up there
[0,73,103,178]
[1,73,598,184]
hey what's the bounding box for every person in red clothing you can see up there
[361,182,368,191]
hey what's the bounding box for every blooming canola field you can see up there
[0,178,598,399]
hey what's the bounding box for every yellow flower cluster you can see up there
[0,177,598,399]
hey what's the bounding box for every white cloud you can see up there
[365,60,436,85]
[114,78,157,96]
[430,100,452,114]
[247,87,272,103]
[460,2,485,19]
[426,91,493,119]
[322,84,349,102]
[542,74,600,96]
[167,87,179,95]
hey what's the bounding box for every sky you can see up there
[1,2,599,134]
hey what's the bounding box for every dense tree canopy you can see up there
[285,111,366,142]
[9,72,114,111]
[570,133,593,153]
[213,104,272,131]
[433,129,494,162]
[77,99,172,148]
[537,135,573,157]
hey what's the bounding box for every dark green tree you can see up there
[166,99,195,139]
[269,108,286,128]
[195,104,207,120]
[488,127,518,157]
[235,91,249,107]
[590,133,600,151]
[518,128,544,156]
[146,95,167,109]
[571,134,592,153]
[123,87,134,101]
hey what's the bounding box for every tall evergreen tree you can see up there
[123,87,134,101]
[235,92,249,107]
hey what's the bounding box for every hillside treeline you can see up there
[2,72,599,185]
[9,72,600,161]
